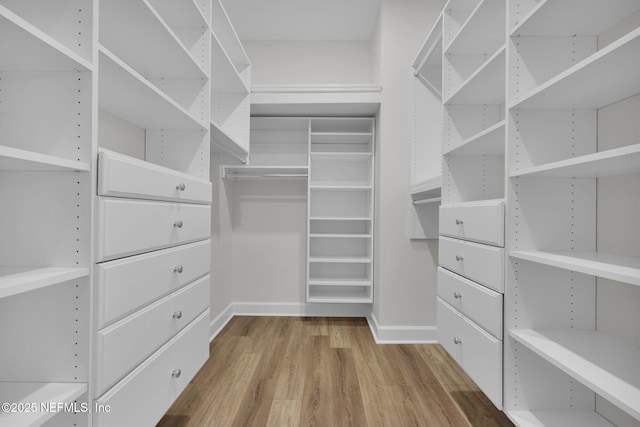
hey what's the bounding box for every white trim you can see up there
[233,302,372,317]
[209,303,234,342]
[367,312,438,344]
[251,84,383,94]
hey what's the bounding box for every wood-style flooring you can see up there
[158,316,514,426]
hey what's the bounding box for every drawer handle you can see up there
[176,183,186,191]
[173,311,183,319]
[174,265,184,273]
[455,255,463,261]
[454,292,462,299]
[173,220,184,228]
[172,369,182,378]
[453,337,462,345]
[455,219,463,225]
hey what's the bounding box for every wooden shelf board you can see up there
[511,143,640,178]
[510,0,640,37]
[308,278,372,287]
[307,296,373,304]
[444,120,505,156]
[100,0,206,79]
[510,250,640,286]
[0,8,92,71]
[99,46,206,131]
[0,267,90,299]
[0,382,87,426]
[512,28,640,109]
[507,410,615,427]
[223,165,307,180]
[410,175,442,199]
[211,29,249,94]
[310,133,373,144]
[445,0,505,55]
[510,329,640,420]
[445,45,506,105]
[309,256,372,264]
[0,146,90,172]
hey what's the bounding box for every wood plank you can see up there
[266,399,302,427]
[300,335,333,426]
[330,348,367,426]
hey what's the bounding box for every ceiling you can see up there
[221,0,382,41]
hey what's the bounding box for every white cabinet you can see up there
[504,2,640,425]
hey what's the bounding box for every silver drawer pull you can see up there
[172,369,182,378]
[454,292,462,299]
[455,219,463,225]
[174,265,184,273]
[453,337,462,344]
[455,255,463,261]
[173,220,183,228]
[173,311,183,319]
[176,183,186,191]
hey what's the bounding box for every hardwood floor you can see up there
[158,316,513,427]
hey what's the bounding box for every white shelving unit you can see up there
[505,1,640,425]
[307,118,375,303]
[0,1,94,424]
[410,13,443,240]
[210,0,251,164]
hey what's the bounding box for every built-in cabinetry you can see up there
[0,2,94,425]
[436,0,507,409]
[410,13,443,239]
[504,1,640,426]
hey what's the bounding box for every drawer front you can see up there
[95,310,209,427]
[438,267,503,339]
[97,198,211,262]
[94,276,209,395]
[98,149,211,204]
[440,200,504,246]
[439,236,505,293]
[437,298,502,409]
[95,239,210,328]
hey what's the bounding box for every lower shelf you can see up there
[507,410,615,427]
[0,267,90,299]
[0,382,87,426]
[308,284,372,303]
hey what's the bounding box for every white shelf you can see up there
[310,133,373,144]
[310,185,372,191]
[148,0,208,29]
[510,329,640,421]
[507,410,615,427]
[310,152,372,161]
[413,12,443,93]
[99,46,207,131]
[310,217,372,222]
[410,175,442,199]
[510,250,640,287]
[210,29,250,94]
[413,197,441,206]
[0,7,92,72]
[222,165,307,180]
[309,256,372,264]
[445,45,505,105]
[511,0,640,37]
[511,143,640,178]
[444,120,505,156]
[211,121,249,162]
[512,28,640,109]
[445,0,505,55]
[0,146,90,172]
[99,0,206,79]
[210,0,250,75]
[309,234,371,239]
[308,278,372,287]
[0,267,90,300]
[0,382,87,427]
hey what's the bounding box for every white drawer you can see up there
[95,240,210,328]
[94,276,209,395]
[94,310,209,427]
[438,267,503,339]
[440,199,504,246]
[439,236,505,293]
[437,298,502,409]
[97,198,211,262]
[98,149,211,204]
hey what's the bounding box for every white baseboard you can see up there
[209,302,438,344]
[367,312,438,344]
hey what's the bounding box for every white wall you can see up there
[97,110,145,159]
[372,0,445,328]
[243,40,373,85]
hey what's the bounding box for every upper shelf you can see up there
[511,0,640,37]
[311,133,373,144]
[210,29,250,94]
[99,46,207,131]
[0,7,92,72]
[410,175,442,200]
[0,146,90,172]
[511,143,640,178]
[445,45,505,105]
[511,28,640,109]
[445,0,505,55]
[510,329,640,421]
[148,0,208,29]
[413,12,443,94]
[211,121,249,163]
[0,267,90,300]
[99,0,206,80]
[211,0,250,76]
[444,120,505,156]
